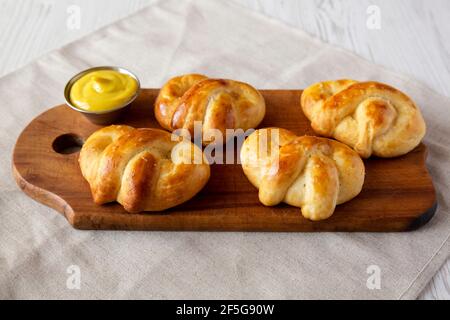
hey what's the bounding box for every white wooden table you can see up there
[0,0,448,300]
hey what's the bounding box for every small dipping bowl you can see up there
[64,66,141,125]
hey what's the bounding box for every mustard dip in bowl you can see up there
[64,66,140,125]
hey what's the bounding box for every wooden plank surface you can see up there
[1,0,448,299]
[13,89,436,232]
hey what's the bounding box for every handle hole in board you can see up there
[52,134,84,154]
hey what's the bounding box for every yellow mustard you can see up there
[70,70,138,112]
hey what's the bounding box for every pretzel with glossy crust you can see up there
[155,74,266,145]
[79,125,210,213]
[240,128,365,221]
[301,80,426,158]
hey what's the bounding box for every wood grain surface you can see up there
[13,88,436,232]
[1,0,448,299]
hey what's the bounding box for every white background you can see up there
[0,0,448,299]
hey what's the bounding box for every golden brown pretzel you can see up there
[240,128,365,221]
[79,125,210,213]
[301,80,426,158]
[155,74,266,145]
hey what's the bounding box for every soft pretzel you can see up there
[240,128,365,221]
[155,74,265,145]
[79,125,210,213]
[301,80,426,158]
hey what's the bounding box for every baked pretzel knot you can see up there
[301,80,426,158]
[155,74,265,145]
[240,128,365,221]
[79,125,210,213]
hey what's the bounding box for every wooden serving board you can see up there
[13,89,437,232]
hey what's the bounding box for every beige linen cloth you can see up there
[0,0,449,299]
